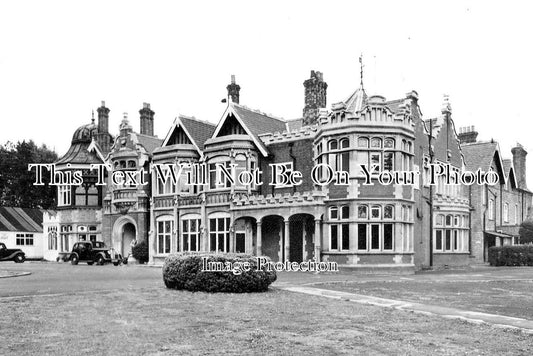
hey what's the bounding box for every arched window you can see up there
[328,140,338,150]
[329,206,338,220]
[341,206,350,219]
[384,138,395,149]
[371,205,381,219]
[358,137,369,148]
[384,205,394,219]
[358,205,368,219]
[371,138,382,149]
[340,138,349,149]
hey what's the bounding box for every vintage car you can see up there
[68,241,122,266]
[0,242,25,263]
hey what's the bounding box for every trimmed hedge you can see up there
[132,239,149,264]
[162,253,277,293]
[488,245,533,266]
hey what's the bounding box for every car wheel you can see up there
[87,261,94,265]
[71,254,79,265]
[96,255,105,266]
[14,254,25,263]
[113,261,120,266]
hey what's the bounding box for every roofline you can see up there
[210,103,269,157]
[161,117,204,158]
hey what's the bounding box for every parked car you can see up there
[68,241,122,266]
[0,242,25,263]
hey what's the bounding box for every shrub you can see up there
[132,239,149,264]
[519,220,533,244]
[488,245,533,266]
[162,253,277,293]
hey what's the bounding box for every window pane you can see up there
[358,206,367,219]
[371,206,380,219]
[182,220,188,232]
[210,219,216,231]
[330,207,338,220]
[383,152,394,171]
[165,235,170,253]
[383,224,393,250]
[384,138,395,148]
[371,138,382,148]
[357,224,367,250]
[183,233,188,251]
[341,206,349,219]
[191,233,197,251]
[445,230,452,250]
[340,139,349,149]
[371,225,379,249]
[210,233,216,251]
[384,206,393,219]
[330,225,338,250]
[436,230,443,250]
[341,152,349,172]
[342,224,350,250]
[358,137,369,148]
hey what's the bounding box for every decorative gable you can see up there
[217,114,246,137]
[166,125,192,146]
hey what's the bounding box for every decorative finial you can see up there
[359,54,364,89]
[91,110,95,123]
[123,112,128,121]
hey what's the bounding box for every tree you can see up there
[518,220,533,244]
[0,140,58,209]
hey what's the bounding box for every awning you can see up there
[484,231,515,239]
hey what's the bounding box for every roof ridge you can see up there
[178,114,216,127]
[232,103,286,122]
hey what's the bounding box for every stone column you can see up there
[284,219,290,261]
[314,219,321,262]
[256,221,262,256]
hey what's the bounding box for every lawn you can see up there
[317,279,533,320]
[1,286,532,355]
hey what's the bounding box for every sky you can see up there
[1,0,533,185]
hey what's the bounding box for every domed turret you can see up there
[71,121,98,144]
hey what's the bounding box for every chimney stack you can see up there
[303,70,327,126]
[226,75,240,104]
[97,101,110,133]
[512,143,528,189]
[95,101,113,153]
[458,126,478,144]
[139,102,155,136]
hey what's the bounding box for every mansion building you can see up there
[43,72,533,271]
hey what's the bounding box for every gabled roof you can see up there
[135,133,163,154]
[502,159,518,188]
[211,103,287,156]
[0,207,47,233]
[179,116,216,150]
[461,141,506,182]
[161,115,216,155]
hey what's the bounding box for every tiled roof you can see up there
[286,118,303,131]
[502,159,512,176]
[461,141,498,171]
[385,99,404,114]
[232,104,287,136]
[0,207,47,233]
[55,141,103,165]
[135,133,163,154]
[179,116,216,150]
[344,87,368,113]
